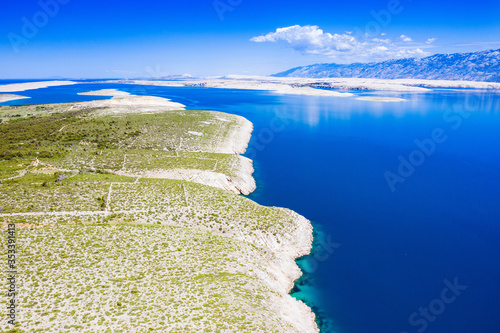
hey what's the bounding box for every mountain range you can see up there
[273,49,500,82]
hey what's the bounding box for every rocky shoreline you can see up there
[123,155,256,195]
[260,211,318,332]
[78,91,318,330]
[0,84,319,332]
[83,90,318,330]
[222,118,318,331]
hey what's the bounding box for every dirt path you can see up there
[0,209,148,218]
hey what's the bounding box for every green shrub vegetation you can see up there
[0,102,309,332]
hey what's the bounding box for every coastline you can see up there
[0,92,318,331]
[0,80,77,93]
[269,211,318,332]
[83,91,319,330]
[77,88,186,111]
[92,95,319,331]
[0,93,30,103]
[77,89,255,194]
[109,76,500,93]
[123,79,354,97]
[222,116,318,331]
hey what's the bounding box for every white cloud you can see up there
[250,25,358,54]
[251,25,430,63]
[400,34,413,42]
[426,38,438,44]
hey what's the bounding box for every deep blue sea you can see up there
[2,83,500,333]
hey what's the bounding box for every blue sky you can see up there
[1,0,499,78]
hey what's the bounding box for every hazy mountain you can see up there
[273,49,500,82]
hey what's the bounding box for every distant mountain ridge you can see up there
[273,49,500,82]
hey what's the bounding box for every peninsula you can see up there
[0,91,318,332]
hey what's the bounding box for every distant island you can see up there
[273,48,500,82]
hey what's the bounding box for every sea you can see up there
[2,81,500,333]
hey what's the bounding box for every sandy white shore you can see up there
[78,88,186,112]
[0,93,30,103]
[115,75,500,95]
[129,79,354,97]
[0,80,77,92]
[223,75,500,91]
[392,78,500,90]
[78,88,130,97]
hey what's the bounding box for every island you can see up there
[0,94,30,104]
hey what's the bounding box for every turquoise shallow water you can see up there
[2,83,500,333]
